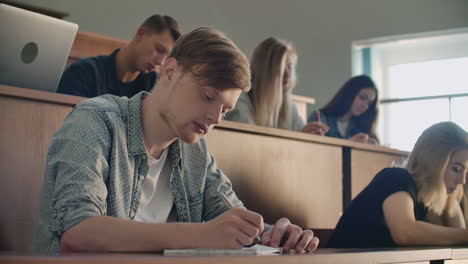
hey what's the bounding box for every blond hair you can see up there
[406,122,468,215]
[167,27,250,92]
[249,37,297,129]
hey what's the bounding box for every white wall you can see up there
[16,0,468,113]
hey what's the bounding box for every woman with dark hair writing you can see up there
[307,75,379,144]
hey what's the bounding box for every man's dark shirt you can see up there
[57,49,157,98]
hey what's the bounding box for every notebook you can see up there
[0,4,78,92]
[163,244,281,256]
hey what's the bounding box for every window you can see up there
[353,29,468,151]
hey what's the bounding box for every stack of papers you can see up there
[163,244,281,256]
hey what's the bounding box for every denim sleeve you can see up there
[56,62,95,97]
[46,105,111,236]
[201,152,244,221]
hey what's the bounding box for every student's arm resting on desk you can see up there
[61,128,264,252]
[383,191,468,246]
[51,106,206,253]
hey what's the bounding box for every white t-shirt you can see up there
[134,149,174,223]
[337,119,349,138]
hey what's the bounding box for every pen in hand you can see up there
[220,193,263,245]
[316,110,324,135]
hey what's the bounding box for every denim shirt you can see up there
[32,92,243,255]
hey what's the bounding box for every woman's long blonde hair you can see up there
[405,122,468,215]
[249,37,297,129]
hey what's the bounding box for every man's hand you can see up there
[200,208,264,249]
[261,218,319,253]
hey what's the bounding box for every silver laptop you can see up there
[0,4,78,92]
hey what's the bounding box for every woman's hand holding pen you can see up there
[303,110,329,135]
[302,122,329,136]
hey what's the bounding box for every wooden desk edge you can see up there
[451,248,468,260]
[0,85,408,156]
[0,85,83,107]
[0,248,454,263]
[219,120,409,156]
[291,94,316,104]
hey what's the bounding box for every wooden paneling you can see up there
[350,149,408,199]
[67,31,127,66]
[0,96,73,252]
[291,94,316,123]
[206,128,342,229]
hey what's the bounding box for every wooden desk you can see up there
[446,248,468,263]
[207,121,342,229]
[0,248,454,264]
[348,148,408,200]
[0,86,81,252]
[0,85,408,252]
[291,94,316,123]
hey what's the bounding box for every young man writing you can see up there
[57,14,180,98]
[33,27,319,255]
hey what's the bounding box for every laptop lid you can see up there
[0,4,78,92]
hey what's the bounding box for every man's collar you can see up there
[126,92,181,167]
[127,91,149,156]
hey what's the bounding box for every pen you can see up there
[220,193,262,244]
[316,110,321,123]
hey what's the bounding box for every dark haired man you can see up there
[57,15,181,98]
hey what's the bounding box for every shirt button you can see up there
[139,175,144,181]
[130,211,136,218]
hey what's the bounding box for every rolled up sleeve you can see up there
[202,152,244,221]
[45,105,111,237]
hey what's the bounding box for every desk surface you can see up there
[0,248,456,264]
[451,248,468,260]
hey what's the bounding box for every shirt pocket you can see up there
[187,192,203,222]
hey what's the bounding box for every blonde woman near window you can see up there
[225,37,308,131]
[328,122,468,248]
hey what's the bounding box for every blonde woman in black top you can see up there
[329,122,468,248]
